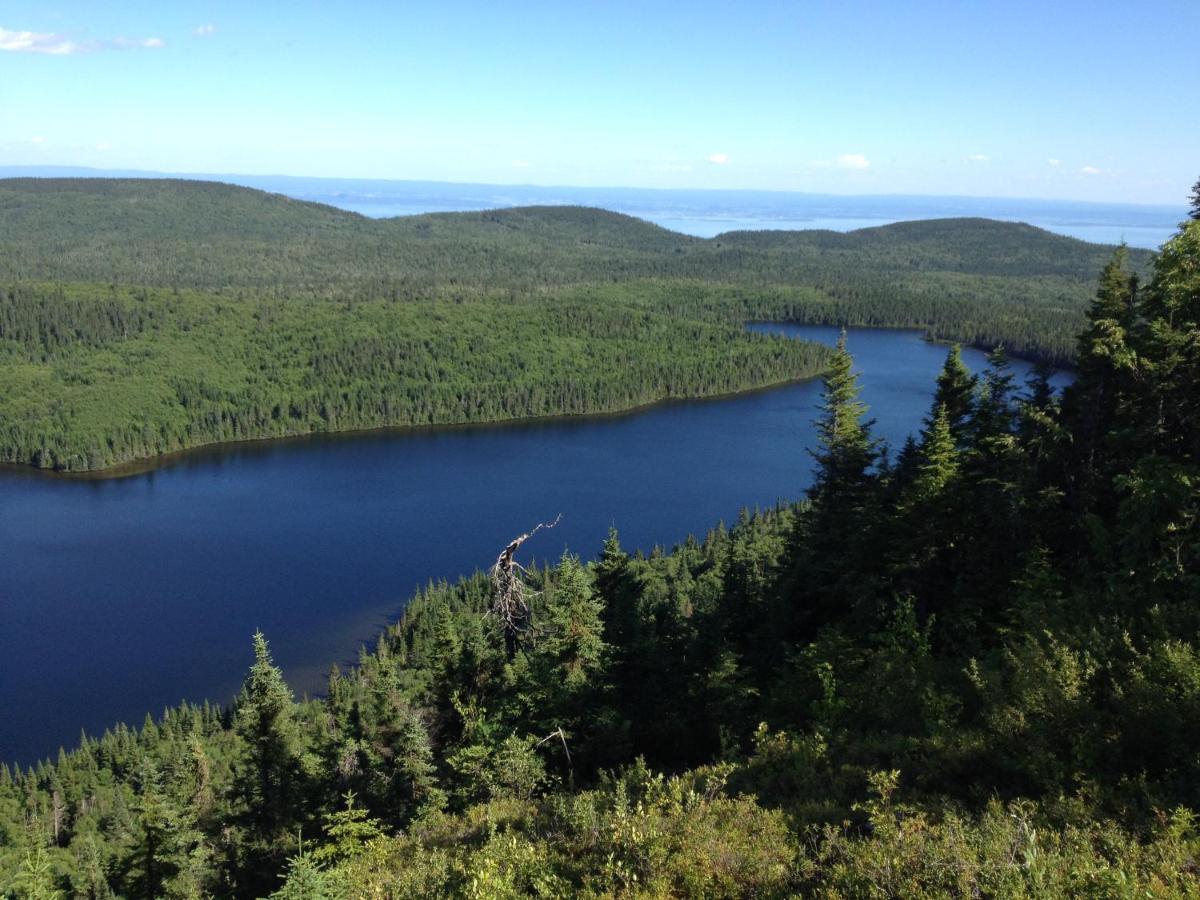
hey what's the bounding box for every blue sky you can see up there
[1,1,1196,204]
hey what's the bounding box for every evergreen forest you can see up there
[0,190,1197,897]
[0,178,1154,471]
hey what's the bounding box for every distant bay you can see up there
[1,166,1186,249]
[208,178,1189,250]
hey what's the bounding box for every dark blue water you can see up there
[0,327,1069,766]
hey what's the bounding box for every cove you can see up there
[0,326,1070,765]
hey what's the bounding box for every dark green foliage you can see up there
[931,343,977,439]
[2,197,1198,898]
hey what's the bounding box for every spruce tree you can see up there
[1110,216,1199,595]
[232,633,303,843]
[794,330,880,632]
[1060,247,1139,519]
[931,344,977,440]
[912,403,959,502]
[808,330,876,511]
[539,555,607,692]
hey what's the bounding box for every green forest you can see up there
[1,199,1197,897]
[0,178,1154,471]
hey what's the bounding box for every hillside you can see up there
[0,179,1150,289]
[0,178,1158,471]
[3,216,1197,897]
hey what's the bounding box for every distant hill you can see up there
[0,177,1164,470]
[0,178,1151,289]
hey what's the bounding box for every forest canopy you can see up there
[1,201,1197,898]
[0,178,1156,471]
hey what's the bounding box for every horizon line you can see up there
[0,164,1186,213]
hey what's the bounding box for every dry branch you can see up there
[488,514,562,657]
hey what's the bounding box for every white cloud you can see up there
[29,135,46,144]
[95,142,111,151]
[706,152,730,165]
[834,153,870,170]
[192,23,216,37]
[655,163,693,173]
[966,153,990,162]
[110,36,165,50]
[510,160,531,169]
[1080,165,1102,176]
[1,25,166,54]
[1047,158,1061,167]
[0,26,80,54]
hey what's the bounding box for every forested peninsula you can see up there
[0,178,1152,472]
[2,203,1198,897]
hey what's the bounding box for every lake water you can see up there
[0,326,1069,766]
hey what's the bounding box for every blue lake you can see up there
[0,326,1069,765]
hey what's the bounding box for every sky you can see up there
[1,1,1196,205]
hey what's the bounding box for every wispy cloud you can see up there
[1047,158,1061,167]
[192,23,216,37]
[95,142,111,151]
[0,26,80,54]
[29,135,46,144]
[1,25,166,55]
[655,163,693,173]
[834,153,870,170]
[706,152,730,165]
[1080,165,1102,176]
[966,153,990,162]
[510,160,532,169]
[111,36,165,50]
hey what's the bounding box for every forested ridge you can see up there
[0,178,1156,471]
[1,198,1197,897]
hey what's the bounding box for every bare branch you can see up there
[488,515,562,657]
[536,726,575,790]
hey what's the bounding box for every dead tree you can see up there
[488,515,561,658]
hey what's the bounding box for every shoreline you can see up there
[0,321,1072,481]
[0,364,829,482]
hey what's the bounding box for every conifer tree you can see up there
[931,344,976,440]
[793,330,880,632]
[1110,218,1200,594]
[232,633,303,843]
[912,403,959,502]
[311,792,383,866]
[539,555,607,692]
[1060,247,1139,520]
[808,330,876,513]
